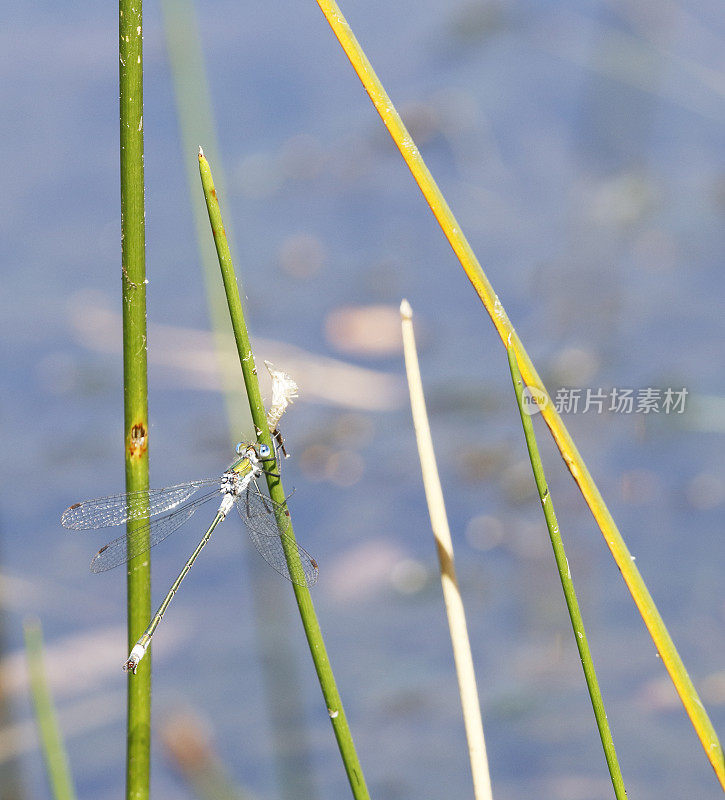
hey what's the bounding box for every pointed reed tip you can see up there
[400,298,413,320]
[198,145,204,158]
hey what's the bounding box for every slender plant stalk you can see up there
[400,300,493,800]
[23,619,77,800]
[159,0,252,438]
[198,148,370,800]
[120,0,151,796]
[506,346,627,799]
[311,0,725,785]
[162,9,317,798]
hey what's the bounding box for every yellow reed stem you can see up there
[401,299,494,800]
[313,0,725,786]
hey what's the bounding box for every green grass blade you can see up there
[198,149,370,800]
[23,619,77,800]
[119,0,152,794]
[506,346,627,799]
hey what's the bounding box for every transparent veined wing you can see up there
[237,489,318,588]
[90,489,220,572]
[61,479,220,530]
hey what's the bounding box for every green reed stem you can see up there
[162,9,317,798]
[23,619,77,800]
[120,0,151,795]
[313,1,724,785]
[198,149,370,800]
[507,345,627,799]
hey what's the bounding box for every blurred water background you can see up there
[2,0,725,798]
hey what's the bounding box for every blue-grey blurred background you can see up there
[2,0,724,798]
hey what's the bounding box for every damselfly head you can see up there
[235,441,270,460]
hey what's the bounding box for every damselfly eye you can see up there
[235,442,244,455]
[259,444,271,458]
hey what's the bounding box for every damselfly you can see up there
[62,442,318,672]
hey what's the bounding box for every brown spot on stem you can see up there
[211,189,216,199]
[128,422,147,459]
